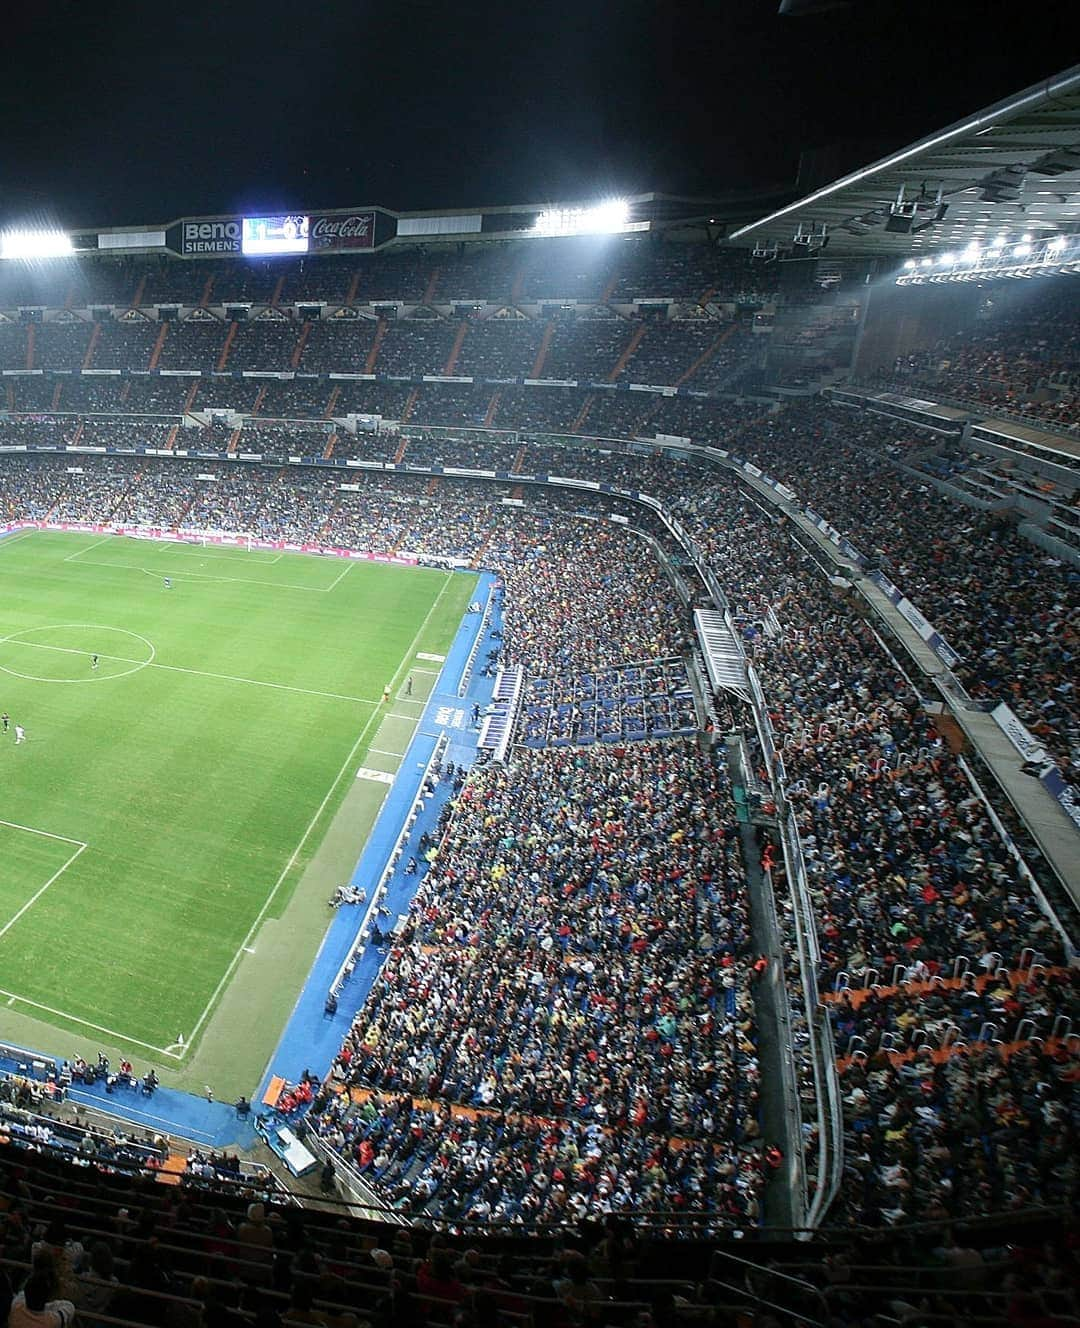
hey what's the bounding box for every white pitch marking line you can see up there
[180,571,455,1055]
[63,534,115,563]
[0,985,181,1059]
[323,562,354,592]
[368,748,405,758]
[139,543,284,568]
[133,564,339,592]
[0,843,87,943]
[0,530,37,552]
[0,817,86,847]
[64,540,345,592]
[66,555,348,594]
[0,639,381,707]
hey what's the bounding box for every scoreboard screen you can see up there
[241,215,309,255]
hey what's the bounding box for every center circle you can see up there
[0,625,156,684]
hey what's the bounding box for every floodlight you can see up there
[1048,236,1067,252]
[1012,242,1032,258]
[0,229,73,260]
[938,253,955,266]
[920,258,933,268]
[531,199,631,237]
[903,259,916,270]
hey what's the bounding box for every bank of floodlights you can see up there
[896,233,1080,284]
[0,229,74,260]
[531,200,634,237]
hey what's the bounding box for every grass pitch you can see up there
[0,530,473,1081]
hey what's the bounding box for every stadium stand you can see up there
[1,204,1079,1328]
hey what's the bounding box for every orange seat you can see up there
[262,1074,286,1107]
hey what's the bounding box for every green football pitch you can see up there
[0,529,474,1094]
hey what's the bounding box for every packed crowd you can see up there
[520,660,698,746]
[313,739,766,1227]
[0,237,782,310]
[874,280,1080,430]
[668,476,1079,1224]
[0,308,760,395]
[1,409,1077,1233]
[721,399,1080,783]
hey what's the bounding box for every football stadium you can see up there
[0,40,1077,1328]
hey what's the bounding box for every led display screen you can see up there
[241,215,309,255]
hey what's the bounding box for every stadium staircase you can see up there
[392,434,409,463]
[422,265,441,305]
[322,384,340,419]
[119,380,131,404]
[164,425,179,451]
[510,484,525,499]
[50,381,63,411]
[131,272,148,308]
[424,476,439,495]
[345,270,362,305]
[290,320,312,369]
[252,384,268,415]
[694,607,750,703]
[470,529,494,569]
[477,667,524,760]
[482,389,501,428]
[529,320,556,377]
[182,380,200,413]
[4,384,12,411]
[676,321,738,387]
[401,386,420,424]
[607,320,647,381]
[227,427,242,454]
[199,273,214,307]
[697,283,717,307]
[216,320,239,372]
[511,443,527,472]
[571,394,594,433]
[509,261,527,306]
[24,323,34,370]
[148,321,169,370]
[442,320,469,375]
[81,321,102,371]
[323,432,337,460]
[599,270,620,304]
[364,316,388,373]
[69,420,84,446]
[270,274,285,308]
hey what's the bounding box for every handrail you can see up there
[710,1248,829,1314]
[457,581,496,698]
[328,731,449,1000]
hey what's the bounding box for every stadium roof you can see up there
[728,64,1080,259]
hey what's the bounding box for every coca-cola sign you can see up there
[309,212,375,250]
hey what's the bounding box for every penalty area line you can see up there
[0,985,183,1060]
[0,843,87,943]
[0,817,86,847]
[181,571,456,1056]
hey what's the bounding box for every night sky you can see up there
[0,0,1072,229]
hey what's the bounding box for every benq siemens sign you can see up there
[172,218,243,256]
